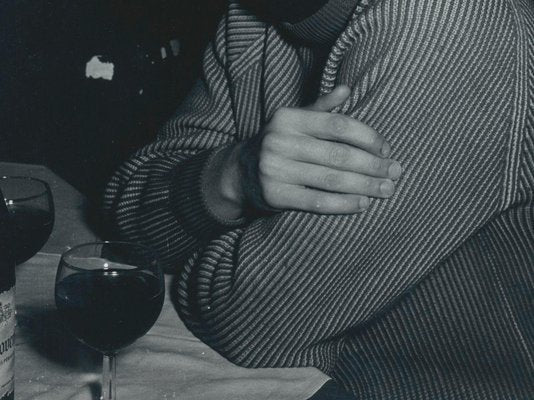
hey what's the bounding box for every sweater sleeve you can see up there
[176,0,527,372]
[103,17,246,269]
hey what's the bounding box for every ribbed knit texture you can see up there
[239,0,329,24]
[282,0,358,45]
[309,380,356,399]
[169,148,246,243]
[104,0,534,398]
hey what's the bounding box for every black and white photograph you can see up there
[0,0,533,399]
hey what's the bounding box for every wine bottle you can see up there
[0,189,15,400]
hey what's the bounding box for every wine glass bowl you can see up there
[0,176,54,264]
[55,242,164,399]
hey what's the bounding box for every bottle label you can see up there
[0,287,14,399]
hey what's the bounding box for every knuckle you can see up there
[261,133,282,152]
[260,182,278,207]
[258,153,276,176]
[329,196,353,213]
[257,158,269,175]
[369,157,380,171]
[305,195,323,211]
[261,134,274,150]
[272,107,291,124]
[327,115,349,135]
[328,145,350,166]
[315,195,339,212]
[263,192,279,208]
[321,173,341,190]
[364,178,375,192]
[371,158,385,172]
[321,198,336,210]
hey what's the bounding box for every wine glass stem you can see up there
[102,354,117,400]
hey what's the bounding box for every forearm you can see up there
[104,13,245,268]
[105,143,246,270]
[104,151,202,269]
[177,0,520,369]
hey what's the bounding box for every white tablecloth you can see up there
[2,162,328,400]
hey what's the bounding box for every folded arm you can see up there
[103,19,240,268]
[176,0,520,371]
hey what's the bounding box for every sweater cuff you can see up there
[307,380,356,400]
[169,148,246,242]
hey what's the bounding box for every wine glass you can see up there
[0,176,54,264]
[55,242,165,400]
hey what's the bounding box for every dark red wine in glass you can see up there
[55,242,164,400]
[56,271,164,354]
[0,177,54,264]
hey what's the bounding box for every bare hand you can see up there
[241,85,402,214]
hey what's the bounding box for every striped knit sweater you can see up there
[104,0,534,398]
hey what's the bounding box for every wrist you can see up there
[203,144,244,221]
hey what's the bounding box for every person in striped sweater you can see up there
[105,0,534,398]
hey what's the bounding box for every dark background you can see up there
[0,0,225,203]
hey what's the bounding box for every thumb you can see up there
[306,85,351,112]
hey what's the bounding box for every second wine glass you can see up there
[0,176,54,265]
[55,241,165,400]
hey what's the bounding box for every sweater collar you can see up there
[280,0,358,46]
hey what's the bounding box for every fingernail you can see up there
[381,142,391,157]
[359,197,370,210]
[388,162,402,180]
[380,181,395,197]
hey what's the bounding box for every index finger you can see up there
[292,109,390,158]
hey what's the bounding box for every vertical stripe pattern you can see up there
[104,0,534,398]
